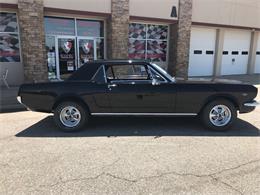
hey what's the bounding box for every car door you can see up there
[82,65,111,113]
[105,63,176,113]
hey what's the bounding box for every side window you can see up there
[149,68,166,82]
[92,66,106,83]
[106,65,149,80]
[106,66,114,79]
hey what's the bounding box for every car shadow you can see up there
[15,116,260,137]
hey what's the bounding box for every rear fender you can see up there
[52,95,90,112]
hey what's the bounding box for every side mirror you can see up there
[152,78,160,86]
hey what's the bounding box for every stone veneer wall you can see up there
[108,0,129,59]
[168,23,178,75]
[18,0,47,82]
[168,0,192,78]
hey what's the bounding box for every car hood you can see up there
[175,77,245,84]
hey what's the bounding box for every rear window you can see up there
[67,63,100,81]
[106,65,149,80]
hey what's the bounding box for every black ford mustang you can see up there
[17,60,258,132]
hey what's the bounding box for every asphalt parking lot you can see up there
[0,88,259,194]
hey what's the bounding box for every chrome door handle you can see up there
[108,84,117,88]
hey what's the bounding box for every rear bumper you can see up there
[17,95,31,111]
[239,100,259,113]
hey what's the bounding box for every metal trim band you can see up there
[91,113,197,116]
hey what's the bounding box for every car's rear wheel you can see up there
[201,99,237,131]
[54,101,88,132]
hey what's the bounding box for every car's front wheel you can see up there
[201,99,237,131]
[54,101,88,132]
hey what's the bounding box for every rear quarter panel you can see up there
[19,81,110,113]
[19,83,59,112]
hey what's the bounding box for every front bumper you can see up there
[239,100,259,113]
[244,100,260,107]
[17,96,22,104]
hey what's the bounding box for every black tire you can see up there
[201,99,237,131]
[54,101,88,132]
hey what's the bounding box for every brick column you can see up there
[108,0,129,59]
[168,0,192,79]
[18,0,47,82]
[213,29,225,77]
[247,31,259,74]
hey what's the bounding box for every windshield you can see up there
[150,63,175,82]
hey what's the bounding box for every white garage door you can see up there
[188,27,216,76]
[221,30,251,75]
[254,33,260,73]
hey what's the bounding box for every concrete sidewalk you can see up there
[0,74,259,113]
[191,74,260,85]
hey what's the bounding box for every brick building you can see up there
[0,0,260,85]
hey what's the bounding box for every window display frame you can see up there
[128,22,170,67]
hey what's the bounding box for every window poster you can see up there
[0,13,20,62]
[128,23,168,62]
[79,39,94,66]
[58,38,75,79]
[67,61,74,71]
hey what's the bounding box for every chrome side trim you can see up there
[91,113,197,116]
[17,96,22,104]
[102,65,108,84]
[244,101,260,107]
[16,96,28,110]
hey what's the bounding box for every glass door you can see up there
[77,38,96,67]
[56,36,76,80]
[46,36,57,80]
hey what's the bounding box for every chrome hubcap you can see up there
[209,105,231,127]
[60,106,81,127]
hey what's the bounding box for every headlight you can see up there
[17,96,22,104]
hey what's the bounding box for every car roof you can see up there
[85,59,151,65]
[67,59,151,81]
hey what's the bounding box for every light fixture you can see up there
[171,6,177,17]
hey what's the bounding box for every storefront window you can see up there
[147,40,167,62]
[77,19,104,37]
[44,16,105,80]
[128,23,168,62]
[147,24,168,39]
[58,38,76,80]
[129,23,146,39]
[0,12,20,62]
[44,17,75,36]
[128,39,145,59]
[96,38,104,59]
[78,39,95,65]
